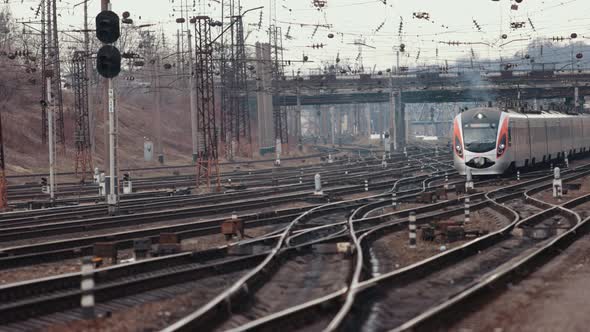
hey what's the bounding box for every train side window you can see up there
[508,122,513,145]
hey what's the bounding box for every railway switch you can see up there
[157,233,181,255]
[421,226,435,241]
[133,238,152,259]
[93,242,118,265]
[122,173,132,194]
[221,217,245,241]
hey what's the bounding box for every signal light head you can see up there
[95,11,121,44]
[96,45,122,78]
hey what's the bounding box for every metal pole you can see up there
[464,196,471,223]
[187,25,198,162]
[107,78,118,213]
[46,76,55,201]
[155,55,163,164]
[84,0,95,157]
[296,88,302,151]
[102,0,110,172]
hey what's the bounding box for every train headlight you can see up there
[497,141,506,157]
[454,138,463,158]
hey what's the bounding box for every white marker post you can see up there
[409,212,417,248]
[465,168,474,191]
[80,256,95,319]
[553,167,562,199]
[464,196,471,223]
[314,173,323,195]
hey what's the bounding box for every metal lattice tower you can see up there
[194,16,220,190]
[72,51,93,181]
[234,16,251,148]
[220,4,251,159]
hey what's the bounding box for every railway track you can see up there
[0,145,486,327]
[0,148,446,330]
[159,163,590,332]
[0,154,425,225]
[5,146,412,203]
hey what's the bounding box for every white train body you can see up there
[453,107,590,175]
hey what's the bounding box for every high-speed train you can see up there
[453,107,590,175]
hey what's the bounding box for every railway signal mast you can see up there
[96,4,122,214]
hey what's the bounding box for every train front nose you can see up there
[465,156,496,169]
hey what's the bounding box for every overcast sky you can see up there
[5,0,590,73]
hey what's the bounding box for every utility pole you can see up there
[97,0,121,214]
[0,109,6,211]
[155,54,163,164]
[102,0,110,175]
[46,75,55,201]
[84,0,95,157]
[45,0,56,201]
[186,17,198,162]
[176,30,181,79]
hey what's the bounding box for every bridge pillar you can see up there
[321,106,329,143]
[255,43,274,151]
[365,104,372,139]
[336,108,343,145]
[389,90,406,151]
[295,92,302,150]
[330,107,336,145]
[380,103,387,146]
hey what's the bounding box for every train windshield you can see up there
[463,122,498,152]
